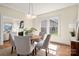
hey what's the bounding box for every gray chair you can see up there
[9,32,16,54]
[39,32,45,40]
[35,34,51,56]
[14,35,36,56]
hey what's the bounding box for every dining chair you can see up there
[35,34,51,56]
[9,32,16,54]
[3,31,9,41]
[14,35,36,56]
[39,32,45,40]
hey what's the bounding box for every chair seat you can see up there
[36,40,44,49]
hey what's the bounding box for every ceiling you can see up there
[0,3,76,15]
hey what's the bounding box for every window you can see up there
[4,23,12,32]
[41,16,58,35]
[50,19,58,34]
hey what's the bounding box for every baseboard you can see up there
[50,41,70,47]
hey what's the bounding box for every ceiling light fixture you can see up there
[26,3,37,19]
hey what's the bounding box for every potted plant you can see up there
[24,27,37,35]
[70,30,75,37]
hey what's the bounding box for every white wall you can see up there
[0,15,3,45]
[32,5,78,45]
[24,18,32,29]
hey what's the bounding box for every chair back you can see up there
[14,35,32,55]
[39,32,44,40]
[3,32,9,41]
[42,34,51,49]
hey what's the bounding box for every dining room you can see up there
[0,3,79,56]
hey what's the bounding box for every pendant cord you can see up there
[28,0,30,14]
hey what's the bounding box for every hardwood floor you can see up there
[0,41,11,48]
[0,41,71,56]
[57,44,71,56]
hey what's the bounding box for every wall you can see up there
[0,14,3,45]
[32,5,78,45]
[24,18,32,29]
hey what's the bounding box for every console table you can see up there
[71,40,79,56]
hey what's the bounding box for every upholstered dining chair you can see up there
[39,32,45,40]
[35,34,51,56]
[14,35,36,56]
[9,32,16,54]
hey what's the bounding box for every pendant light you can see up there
[26,3,37,19]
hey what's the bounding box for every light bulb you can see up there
[26,14,37,19]
[26,14,32,18]
[32,15,37,19]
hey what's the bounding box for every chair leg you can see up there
[48,48,49,54]
[46,49,48,56]
[32,49,35,56]
[35,47,37,55]
[15,47,16,50]
[11,46,13,54]
[33,48,36,56]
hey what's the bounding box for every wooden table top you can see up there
[31,35,41,42]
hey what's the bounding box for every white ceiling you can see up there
[0,3,76,15]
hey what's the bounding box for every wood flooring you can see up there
[0,41,71,56]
